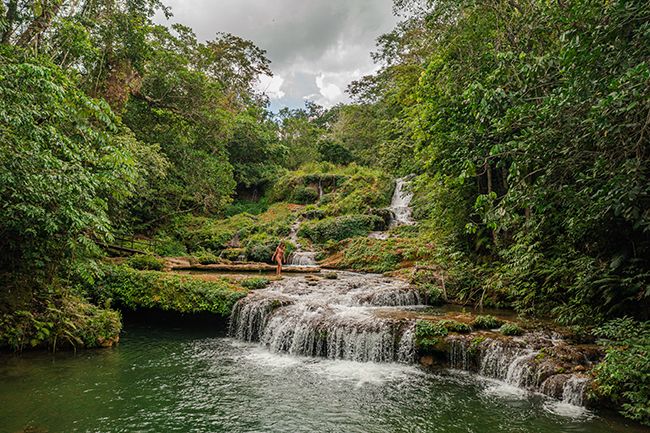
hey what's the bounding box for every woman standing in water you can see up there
[271,241,286,276]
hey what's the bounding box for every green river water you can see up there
[0,323,647,433]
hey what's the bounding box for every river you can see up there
[0,321,646,433]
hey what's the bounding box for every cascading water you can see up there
[230,272,594,408]
[389,177,415,227]
[447,335,593,406]
[288,251,318,266]
[230,272,421,363]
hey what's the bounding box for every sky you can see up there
[157,0,399,111]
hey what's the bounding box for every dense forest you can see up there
[1,0,648,425]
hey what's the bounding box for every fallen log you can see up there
[171,263,321,273]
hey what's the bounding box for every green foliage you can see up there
[592,318,650,425]
[326,237,434,273]
[95,265,247,316]
[152,233,188,257]
[415,319,448,351]
[192,250,222,265]
[240,277,270,290]
[291,185,320,204]
[0,292,121,352]
[0,46,139,279]
[225,199,270,217]
[127,254,165,271]
[471,315,503,330]
[300,215,383,244]
[318,139,353,165]
[499,323,524,336]
[244,233,295,263]
[439,320,472,334]
[269,163,393,216]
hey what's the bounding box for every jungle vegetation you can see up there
[0,0,648,424]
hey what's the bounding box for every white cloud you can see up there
[257,74,285,99]
[157,0,398,109]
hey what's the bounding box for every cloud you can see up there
[157,0,398,110]
[257,74,285,100]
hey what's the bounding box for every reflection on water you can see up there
[0,324,647,433]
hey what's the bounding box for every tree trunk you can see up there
[1,0,18,44]
[16,0,63,48]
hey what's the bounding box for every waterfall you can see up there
[447,335,592,405]
[389,177,415,227]
[230,272,593,408]
[562,376,590,406]
[286,220,319,266]
[230,272,421,363]
[288,251,318,267]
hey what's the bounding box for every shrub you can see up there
[323,237,434,273]
[241,277,270,290]
[471,315,503,329]
[415,319,448,351]
[499,323,524,336]
[127,254,165,271]
[0,292,121,352]
[439,319,472,333]
[592,318,650,425]
[244,234,295,263]
[291,185,319,204]
[153,234,188,256]
[419,283,445,306]
[94,265,247,316]
[193,250,222,265]
[299,214,383,243]
[220,248,247,262]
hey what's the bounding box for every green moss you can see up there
[127,254,165,271]
[499,323,524,336]
[94,265,247,316]
[471,315,503,329]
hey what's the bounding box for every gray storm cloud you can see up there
[158,0,398,109]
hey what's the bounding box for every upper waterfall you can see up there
[389,177,415,227]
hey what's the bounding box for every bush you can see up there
[499,323,524,336]
[592,318,650,425]
[299,214,383,243]
[419,283,445,306]
[241,277,270,290]
[94,265,247,316]
[244,234,295,263]
[439,319,472,333]
[471,315,503,329]
[193,250,222,265]
[415,319,448,351]
[291,185,319,204]
[153,234,188,256]
[220,248,247,262]
[127,254,165,271]
[0,292,121,352]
